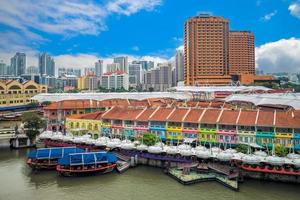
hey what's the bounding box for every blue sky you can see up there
[0,0,300,72]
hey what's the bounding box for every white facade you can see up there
[101,72,129,90]
[175,49,184,83]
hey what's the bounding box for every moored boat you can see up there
[27,147,84,170]
[56,151,117,176]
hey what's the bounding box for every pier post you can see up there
[15,138,19,148]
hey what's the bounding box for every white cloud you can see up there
[289,2,300,19]
[106,0,162,16]
[0,0,162,55]
[131,46,140,51]
[262,10,277,21]
[256,38,300,73]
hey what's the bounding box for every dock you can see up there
[167,168,239,191]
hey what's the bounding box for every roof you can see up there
[135,108,156,122]
[237,110,257,126]
[170,86,271,93]
[200,109,221,124]
[45,100,99,110]
[167,108,189,122]
[149,107,174,121]
[68,111,104,120]
[218,110,240,125]
[101,107,144,121]
[256,110,275,126]
[183,109,205,123]
[225,93,300,110]
[32,92,193,102]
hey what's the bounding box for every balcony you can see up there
[275,132,293,139]
[101,122,111,128]
[294,133,300,139]
[237,130,256,135]
[124,124,134,129]
[256,131,274,138]
[217,129,236,135]
[199,128,217,134]
[182,127,198,132]
[149,125,166,130]
[166,126,182,132]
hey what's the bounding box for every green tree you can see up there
[41,101,52,106]
[275,144,288,157]
[21,112,46,143]
[138,132,158,146]
[236,144,249,154]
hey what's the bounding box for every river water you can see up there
[0,148,299,200]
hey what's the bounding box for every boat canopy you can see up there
[28,147,84,159]
[58,152,117,166]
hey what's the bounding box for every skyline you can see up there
[0,0,300,73]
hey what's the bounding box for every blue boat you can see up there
[56,151,117,176]
[27,147,85,170]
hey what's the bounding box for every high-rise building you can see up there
[184,14,231,85]
[0,60,8,75]
[26,66,39,74]
[95,60,103,77]
[114,56,128,73]
[107,63,121,73]
[39,53,55,76]
[175,49,184,83]
[229,31,255,75]
[84,68,95,76]
[132,60,154,71]
[101,71,129,90]
[58,68,81,77]
[10,52,26,76]
[128,63,143,87]
[144,63,172,91]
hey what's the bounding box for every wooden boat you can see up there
[56,151,117,176]
[27,147,84,170]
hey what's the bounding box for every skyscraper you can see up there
[26,66,39,74]
[129,63,143,86]
[132,60,154,71]
[95,60,103,77]
[175,49,184,83]
[0,60,8,75]
[184,14,230,85]
[229,31,255,75]
[10,52,26,76]
[114,56,128,73]
[39,53,55,76]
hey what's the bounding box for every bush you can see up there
[275,144,288,157]
[236,144,249,154]
[137,132,158,146]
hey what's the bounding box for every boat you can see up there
[56,151,117,176]
[27,147,84,170]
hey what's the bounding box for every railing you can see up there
[237,130,256,135]
[256,131,274,137]
[199,128,217,133]
[274,132,293,138]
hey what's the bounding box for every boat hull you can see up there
[56,163,117,176]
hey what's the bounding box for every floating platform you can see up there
[167,168,239,191]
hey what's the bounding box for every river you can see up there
[0,148,299,200]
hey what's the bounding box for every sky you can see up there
[0,0,300,73]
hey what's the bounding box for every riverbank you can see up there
[0,148,300,200]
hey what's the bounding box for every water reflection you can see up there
[0,148,300,200]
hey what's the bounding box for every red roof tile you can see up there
[149,107,174,121]
[68,111,104,120]
[183,109,205,123]
[200,109,221,124]
[102,107,144,121]
[256,110,274,126]
[218,109,240,125]
[167,108,189,122]
[136,108,156,122]
[237,110,257,126]
[45,100,99,110]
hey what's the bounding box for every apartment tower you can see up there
[184,14,230,85]
[229,31,255,75]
